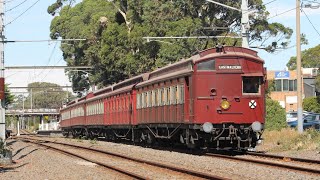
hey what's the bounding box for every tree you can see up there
[4,84,14,109]
[48,0,293,92]
[20,82,73,109]
[265,98,287,130]
[287,44,320,70]
[303,97,320,113]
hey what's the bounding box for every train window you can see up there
[170,86,176,105]
[163,88,168,105]
[151,90,156,107]
[154,90,158,107]
[197,59,215,71]
[147,91,152,108]
[157,89,162,106]
[177,85,184,104]
[137,94,141,109]
[141,93,146,108]
[243,77,260,94]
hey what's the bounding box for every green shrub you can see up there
[303,97,320,113]
[265,98,287,130]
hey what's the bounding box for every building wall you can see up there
[267,70,299,112]
[267,69,317,112]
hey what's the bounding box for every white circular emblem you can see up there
[249,100,257,109]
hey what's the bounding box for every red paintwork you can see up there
[192,56,265,125]
[60,46,265,129]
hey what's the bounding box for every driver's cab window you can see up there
[243,77,261,94]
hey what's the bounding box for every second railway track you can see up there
[16,136,227,180]
[205,152,320,175]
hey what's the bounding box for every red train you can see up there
[60,46,267,150]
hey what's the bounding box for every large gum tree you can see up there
[48,0,293,93]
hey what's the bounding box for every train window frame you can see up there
[177,84,184,104]
[170,86,176,105]
[158,89,163,106]
[147,91,151,108]
[137,93,141,109]
[141,92,146,108]
[163,88,168,105]
[242,76,261,95]
[151,90,156,107]
[197,59,216,71]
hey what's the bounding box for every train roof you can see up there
[61,46,264,110]
[191,46,264,64]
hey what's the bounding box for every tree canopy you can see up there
[48,0,293,92]
[286,44,320,70]
[5,84,14,109]
[14,82,73,109]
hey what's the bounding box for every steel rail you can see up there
[246,151,320,165]
[19,137,227,180]
[19,138,146,180]
[205,153,320,175]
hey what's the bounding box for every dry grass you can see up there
[260,128,320,152]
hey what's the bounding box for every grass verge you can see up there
[260,128,320,152]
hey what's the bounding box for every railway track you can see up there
[13,131,320,176]
[205,152,320,175]
[16,136,227,180]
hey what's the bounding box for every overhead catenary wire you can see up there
[0,0,16,3]
[5,0,41,26]
[1,38,87,43]
[301,8,320,39]
[5,0,28,12]
[267,7,297,20]
[35,41,59,80]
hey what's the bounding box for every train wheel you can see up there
[146,133,154,144]
[63,131,69,138]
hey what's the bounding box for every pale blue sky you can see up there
[4,0,320,71]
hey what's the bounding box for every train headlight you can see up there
[251,121,262,132]
[220,100,230,110]
[202,122,213,133]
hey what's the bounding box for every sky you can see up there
[3,0,320,89]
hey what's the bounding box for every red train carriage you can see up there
[59,46,266,150]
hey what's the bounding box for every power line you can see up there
[267,7,297,20]
[5,0,28,12]
[5,66,93,69]
[5,0,41,26]
[35,41,59,79]
[1,38,87,43]
[0,0,16,3]
[263,0,278,6]
[301,8,320,38]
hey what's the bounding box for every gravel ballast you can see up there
[1,136,320,180]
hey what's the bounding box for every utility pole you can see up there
[296,0,303,133]
[206,0,250,48]
[0,0,5,140]
[241,0,250,48]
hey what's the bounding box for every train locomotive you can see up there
[60,46,266,150]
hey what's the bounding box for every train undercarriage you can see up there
[62,123,263,150]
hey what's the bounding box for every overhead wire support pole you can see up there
[205,0,250,48]
[296,0,303,133]
[0,0,5,140]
